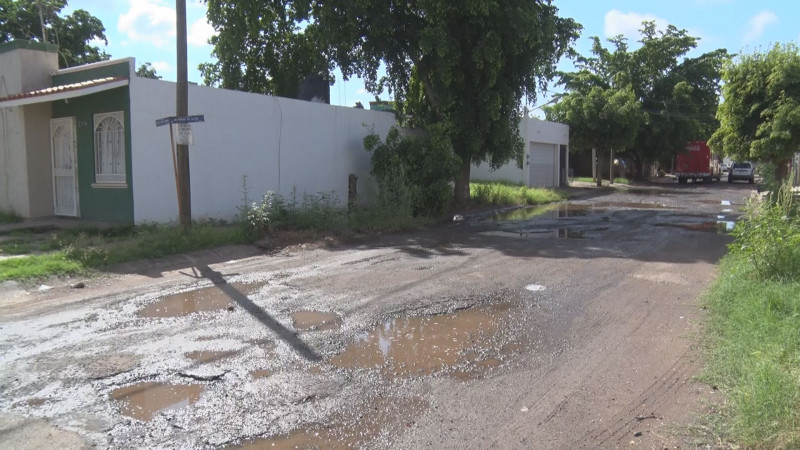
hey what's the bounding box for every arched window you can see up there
[94,112,126,184]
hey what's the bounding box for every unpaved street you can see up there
[0,181,754,448]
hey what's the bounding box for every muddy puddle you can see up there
[491,203,591,221]
[480,228,588,240]
[655,221,735,233]
[185,350,239,364]
[491,201,674,223]
[110,382,204,421]
[292,311,342,331]
[136,282,264,318]
[627,188,669,196]
[591,201,678,209]
[330,303,514,378]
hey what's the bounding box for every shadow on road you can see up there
[183,264,322,362]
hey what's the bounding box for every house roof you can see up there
[0,76,129,108]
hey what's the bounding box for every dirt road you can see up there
[0,181,754,448]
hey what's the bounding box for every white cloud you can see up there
[118,0,176,48]
[743,10,778,42]
[604,10,668,41]
[151,61,173,73]
[188,18,215,47]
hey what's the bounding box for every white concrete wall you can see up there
[129,76,398,223]
[470,116,569,187]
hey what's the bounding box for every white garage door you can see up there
[529,142,556,187]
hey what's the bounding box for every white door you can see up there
[529,142,556,187]
[51,117,79,217]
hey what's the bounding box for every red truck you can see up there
[675,141,721,184]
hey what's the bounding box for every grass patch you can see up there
[469,180,566,207]
[700,181,800,447]
[701,255,800,447]
[0,209,22,224]
[0,222,249,282]
[0,252,84,280]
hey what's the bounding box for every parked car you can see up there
[720,162,730,173]
[728,162,755,184]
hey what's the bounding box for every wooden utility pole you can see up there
[176,0,191,230]
[593,148,601,187]
[609,148,615,185]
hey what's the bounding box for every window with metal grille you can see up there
[94,111,126,184]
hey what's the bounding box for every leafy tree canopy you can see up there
[314,0,580,205]
[709,43,800,175]
[547,22,727,172]
[0,0,109,68]
[136,62,161,79]
[200,0,329,98]
[546,84,644,154]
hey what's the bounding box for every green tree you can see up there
[709,43,800,180]
[0,0,109,68]
[136,62,161,79]
[200,0,330,97]
[549,22,727,178]
[314,0,579,206]
[545,79,644,182]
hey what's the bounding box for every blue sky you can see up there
[70,0,799,110]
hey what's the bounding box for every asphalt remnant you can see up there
[230,396,427,449]
[110,382,205,421]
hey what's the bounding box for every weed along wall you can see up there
[128,76,398,224]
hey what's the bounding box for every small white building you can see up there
[471,116,569,187]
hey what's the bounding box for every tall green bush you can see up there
[364,125,458,217]
[729,177,800,281]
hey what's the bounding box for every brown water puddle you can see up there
[292,311,342,331]
[655,221,734,233]
[230,396,427,449]
[185,350,238,364]
[330,304,513,377]
[110,382,204,421]
[136,282,263,318]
